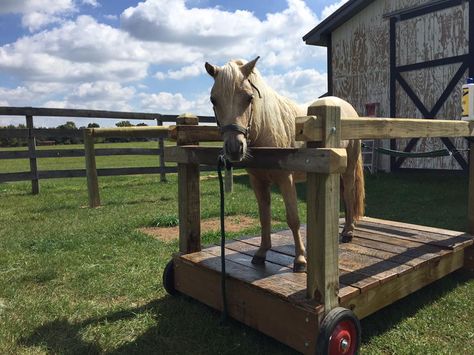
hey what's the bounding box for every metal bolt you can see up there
[331,126,337,133]
[305,158,310,164]
[305,317,309,323]
[340,338,349,351]
[304,341,309,348]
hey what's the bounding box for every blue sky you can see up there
[0,0,348,127]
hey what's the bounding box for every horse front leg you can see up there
[249,174,272,265]
[277,173,306,273]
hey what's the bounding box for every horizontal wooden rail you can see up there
[0,106,215,123]
[0,148,161,159]
[165,146,347,174]
[296,116,474,141]
[168,125,222,142]
[89,126,171,138]
[0,167,179,183]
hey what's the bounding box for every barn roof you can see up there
[303,0,376,46]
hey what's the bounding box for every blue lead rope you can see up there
[217,155,231,324]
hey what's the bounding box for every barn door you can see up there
[389,0,473,170]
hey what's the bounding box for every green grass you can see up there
[1,147,473,354]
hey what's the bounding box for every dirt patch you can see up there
[139,215,278,242]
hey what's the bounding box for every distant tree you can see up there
[136,123,148,126]
[115,121,133,127]
[87,122,100,128]
[57,121,77,130]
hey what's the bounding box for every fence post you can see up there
[26,115,39,194]
[84,129,100,207]
[306,103,341,314]
[157,118,167,182]
[177,113,201,254]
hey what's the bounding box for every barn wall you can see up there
[330,0,470,170]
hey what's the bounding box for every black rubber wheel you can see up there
[316,307,361,355]
[162,259,177,296]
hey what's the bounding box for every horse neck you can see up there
[249,83,304,148]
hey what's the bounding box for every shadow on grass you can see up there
[360,271,471,341]
[18,295,295,355]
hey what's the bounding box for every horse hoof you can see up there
[251,255,266,265]
[340,234,353,243]
[293,262,307,273]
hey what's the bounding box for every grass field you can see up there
[1,144,473,354]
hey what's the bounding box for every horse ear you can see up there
[240,56,260,78]
[205,62,218,78]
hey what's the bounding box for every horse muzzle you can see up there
[224,134,247,162]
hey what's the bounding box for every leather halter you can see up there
[216,79,261,139]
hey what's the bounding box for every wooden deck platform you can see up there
[173,217,474,354]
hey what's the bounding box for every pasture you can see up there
[0,144,473,354]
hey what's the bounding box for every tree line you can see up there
[0,120,152,147]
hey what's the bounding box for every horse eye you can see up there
[247,94,254,103]
[210,97,217,106]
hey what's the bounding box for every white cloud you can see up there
[0,16,202,84]
[155,63,204,80]
[265,68,328,105]
[121,0,323,68]
[104,14,118,20]
[82,0,100,7]
[139,91,212,115]
[0,0,76,32]
[321,0,349,20]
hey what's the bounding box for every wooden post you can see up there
[225,167,233,193]
[306,103,341,313]
[84,129,100,207]
[157,118,167,182]
[26,115,39,194]
[464,140,474,272]
[177,113,201,254]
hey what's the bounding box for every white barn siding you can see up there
[330,0,470,170]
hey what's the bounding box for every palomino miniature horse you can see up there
[205,57,365,272]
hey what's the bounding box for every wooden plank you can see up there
[90,126,170,138]
[224,240,360,302]
[0,148,161,159]
[468,139,474,234]
[32,128,83,138]
[306,103,341,312]
[165,146,347,174]
[0,128,29,138]
[174,255,321,354]
[26,115,39,194]
[169,125,222,142]
[0,106,162,120]
[84,130,100,207]
[295,116,474,141]
[0,171,32,183]
[232,237,377,296]
[357,219,473,250]
[363,216,469,237]
[341,249,465,319]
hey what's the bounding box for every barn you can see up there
[304,0,473,171]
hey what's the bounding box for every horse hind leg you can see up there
[249,174,272,265]
[278,173,306,273]
[341,171,356,243]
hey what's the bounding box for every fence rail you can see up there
[0,107,215,193]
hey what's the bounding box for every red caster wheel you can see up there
[316,307,361,355]
[162,259,178,296]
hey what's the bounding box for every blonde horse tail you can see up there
[353,145,365,220]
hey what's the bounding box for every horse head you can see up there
[205,57,260,162]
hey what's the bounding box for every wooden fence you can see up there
[0,107,215,194]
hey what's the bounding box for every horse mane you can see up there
[220,59,305,148]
